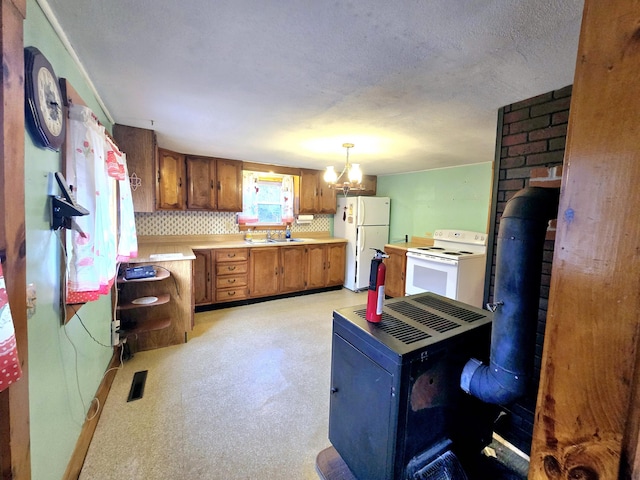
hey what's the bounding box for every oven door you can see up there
[405,252,459,297]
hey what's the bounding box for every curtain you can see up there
[65,104,137,304]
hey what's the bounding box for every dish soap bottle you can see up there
[285,224,291,239]
[245,228,253,242]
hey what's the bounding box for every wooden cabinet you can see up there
[193,249,213,305]
[186,156,216,210]
[186,156,243,211]
[192,242,347,307]
[214,248,249,303]
[298,169,337,214]
[158,153,242,212]
[307,243,346,289]
[113,124,157,212]
[215,158,243,212]
[358,175,377,196]
[249,247,280,298]
[116,264,188,352]
[326,243,346,286]
[383,245,408,298]
[279,245,307,293]
[156,148,186,210]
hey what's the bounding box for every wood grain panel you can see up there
[529,2,640,478]
[0,0,30,477]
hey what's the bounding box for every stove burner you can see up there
[459,251,473,254]
[429,247,445,250]
[443,251,462,256]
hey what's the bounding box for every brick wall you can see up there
[487,85,571,454]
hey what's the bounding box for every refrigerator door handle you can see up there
[359,198,365,225]
[359,228,366,253]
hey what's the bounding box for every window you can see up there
[239,171,295,227]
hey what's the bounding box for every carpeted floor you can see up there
[80,289,528,479]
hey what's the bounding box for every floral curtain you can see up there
[65,104,137,304]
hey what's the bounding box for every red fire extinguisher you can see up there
[366,249,389,323]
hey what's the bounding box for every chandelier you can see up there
[324,143,365,195]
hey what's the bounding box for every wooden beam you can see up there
[529,1,640,478]
[0,0,29,478]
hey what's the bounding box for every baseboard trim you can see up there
[62,348,122,480]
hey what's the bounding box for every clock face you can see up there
[37,66,64,137]
[24,46,66,151]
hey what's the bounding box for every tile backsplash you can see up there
[135,211,331,236]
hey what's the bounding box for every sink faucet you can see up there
[266,230,272,240]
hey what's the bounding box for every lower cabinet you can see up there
[249,247,280,298]
[307,243,346,289]
[383,245,408,298]
[194,242,346,307]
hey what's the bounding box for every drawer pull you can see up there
[227,266,236,271]
[227,291,236,296]
[227,279,236,284]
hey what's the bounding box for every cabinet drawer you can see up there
[216,262,248,275]
[215,274,248,289]
[215,248,248,262]
[215,287,249,302]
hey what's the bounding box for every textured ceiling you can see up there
[42,0,584,176]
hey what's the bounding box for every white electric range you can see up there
[405,229,488,308]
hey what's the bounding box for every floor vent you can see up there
[127,370,148,402]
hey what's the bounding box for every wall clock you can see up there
[24,46,66,151]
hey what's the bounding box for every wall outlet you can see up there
[111,319,120,346]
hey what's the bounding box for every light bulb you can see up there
[324,166,338,183]
[348,163,362,184]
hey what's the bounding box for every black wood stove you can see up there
[328,292,495,480]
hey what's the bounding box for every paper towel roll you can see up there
[296,215,314,224]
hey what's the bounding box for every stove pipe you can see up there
[460,186,560,405]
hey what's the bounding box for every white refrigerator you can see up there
[334,196,390,291]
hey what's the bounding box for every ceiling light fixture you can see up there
[324,143,365,195]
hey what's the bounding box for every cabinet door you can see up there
[113,124,156,212]
[280,246,307,293]
[193,249,213,305]
[317,181,337,213]
[186,156,216,210]
[249,248,280,297]
[383,248,406,298]
[156,148,186,210]
[216,158,243,212]
[358,175,378,196]
[298,169,319,214]
[306,244,327,289]
[326,244,346,286]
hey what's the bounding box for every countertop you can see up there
[130,233,347,263]
[384,236,434,251]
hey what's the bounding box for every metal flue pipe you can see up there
[460,186,560,405]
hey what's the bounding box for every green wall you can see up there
[24,2,114,479]
[377,163,493,242]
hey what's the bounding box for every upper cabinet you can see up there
[155,150,243,212]
[113,124,157,212]
[215,158,243,212]
[298,169,337,214]
[186,156,216,210]
[157,148,186,210]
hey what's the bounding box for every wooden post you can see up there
[529,1,640,478]
[0,0,30,478]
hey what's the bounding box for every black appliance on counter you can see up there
[328,292,495,480]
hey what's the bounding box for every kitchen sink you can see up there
[267,238,305,243]
[245,238,305,244]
